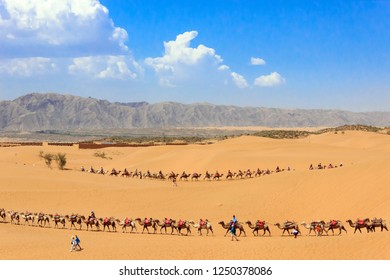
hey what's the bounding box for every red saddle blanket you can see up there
[257,221,264,227]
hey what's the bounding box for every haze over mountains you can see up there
[0,93,389,131]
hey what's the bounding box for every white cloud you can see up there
[145,31,222,73]
[145,31,227,87]
[250,57,266,65]
[68,55,141,79]
[0,57,56,76]
[231,72,248,88]
[218,65,230,71]
[254,72,285,87]
[0,0,128,58]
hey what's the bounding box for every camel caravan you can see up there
[0,207,387,239]
[79,166,295,182]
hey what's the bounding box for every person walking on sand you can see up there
[230,222,239,241]
[70,236,77,252]
[293,228,299,238]
[75,235,82,250]
[172,176,177,187]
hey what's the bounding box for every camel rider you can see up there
[125,217,130,225]
[231,215,237,227]
[178,219,184,227]
[165,218,171,225]
[200,219,205,226]
[89,211,95,222]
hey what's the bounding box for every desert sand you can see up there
[0,130,389,260]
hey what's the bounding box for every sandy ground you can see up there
[0,130,389,260]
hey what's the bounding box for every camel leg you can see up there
[383,225,388,231]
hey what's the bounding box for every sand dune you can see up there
[0,130,389,260]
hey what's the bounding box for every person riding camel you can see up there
[165,218,171,225]
[331,219,337,226]
[125,217,130,225]
[178,219,184,227]
[88,211,95,222]
[99,167,104,174]
[358,218,364,225]
[200,218,205,226]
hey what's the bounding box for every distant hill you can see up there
[0,93,389,131]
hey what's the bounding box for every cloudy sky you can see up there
[0,0,389,111]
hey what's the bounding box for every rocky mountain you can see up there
[0,93,389,131]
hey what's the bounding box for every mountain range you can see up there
[0,93,389,131]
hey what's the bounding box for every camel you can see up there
[324,220,347,235]
[218,221,246,237]
[120,218,137,233]
[81,216,100,231]
[67,214,82,230]
[189,219,214,236]
[274,221,300,236]
[21,212,35,226]
[179,172,191,181]
[369,218,388,232]
[212,172,223,180]
[121,169,131,177]
[50,214,66,229]
[234,170,244,179]
[167,173,179,181]
[254,168,262,177]
[245,169,255,178]
[174,220,192,236]
[0,208,6,223]
[109,169,121,176]
[226,171,235,180]
[203,172,212,180]
[8,211,20,224]
[245,220,271,236]
[158,219,177,234]
[135,218,158,234]
[100,217,119,232]
[191,173,202,181]
[301,221,326,236]
[37,213,50,227]
[346,218,371,233]
[97,167,106,175]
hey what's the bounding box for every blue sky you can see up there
[0,0,389,111]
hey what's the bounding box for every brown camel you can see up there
[120,218,138,233]
[226,171,235,180]
[370,218,388,232]
[8,211,20,224]
[50,214,66,229]
[174,220,192,236]
[324,220,347,235]
[67,214,82,230]
[191,173,202,180]
[100,217,119,232]
[37,213,50,227]
[179,172,191,181]
[218,221,246,237]
[81,216,100,231]
[274,221,300,236]
[245,220,271,236]
[189,219,214,236]
[212,172,224,180]
[203,172,212,180]
[301,221,326,236]
[121,169,131,177]
[21,212,35,226]
[135,218,158,234]
[109,169,121,176]
[346,218,371,233]
[158,218,177,234]
[0,208,6,223]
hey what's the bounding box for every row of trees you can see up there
[39,151,67,170]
